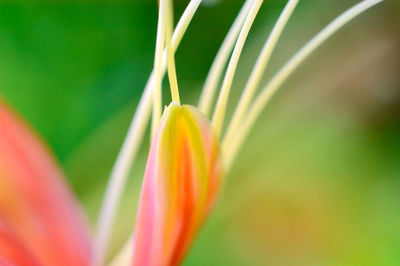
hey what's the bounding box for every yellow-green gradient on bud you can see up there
[132,102,222,266]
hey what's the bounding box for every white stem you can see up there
[151,0,167,139]
[92,77,153,266]
[165,0,181,104]
[222,0,298,157]
[224,0,383,169]
[212,0,264,137]
[92,1,202,265]
[108,236,134,266]
[198,0,253,116]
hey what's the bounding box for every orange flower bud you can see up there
[132,103,223,266]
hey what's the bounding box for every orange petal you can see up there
[0,99,91,266]
[132,103,223,266]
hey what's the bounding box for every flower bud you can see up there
[132,102,223,266]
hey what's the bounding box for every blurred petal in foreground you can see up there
[132,103,222,266]
[0,221,41,265]
[0,99,91,266]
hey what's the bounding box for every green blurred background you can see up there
[1,0,399,265]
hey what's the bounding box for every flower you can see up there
[0,100,91,266]
[97,1,383,265]
[0,0,383,265]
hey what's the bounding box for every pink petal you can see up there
[0,220,42,266]
[0,99,91,266]
[132,103,223,266]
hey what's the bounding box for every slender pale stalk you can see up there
[92,82,153,266]
[109,237,134,266]
[92,1,202,265]
[151,0,167,139]
[224,0,384,169]
[211,0,263,137]
[165,0,181,104]
[222,0,298,157]
[198,0,253,116]
[170,0,202,54]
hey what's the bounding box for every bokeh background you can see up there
[1,0,399,265]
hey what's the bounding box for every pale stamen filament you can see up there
[165,0,181,104]
[151,0,168,139]
[198,0,253,116]
[93,1,202,265]
[224,0,384,169]
[222,0,298,159]
[211,0,263,138]
[109,236,134,266]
